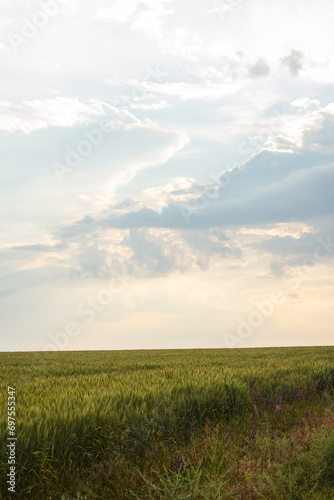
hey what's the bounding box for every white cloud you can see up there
[106,78,242,100]
[93,0,174,39]
[140,178,199,210]
[210,0,244,19]
[130,100,170,110]
[291,97,320,109]
[0,98,141,133]
[269,102,334,153]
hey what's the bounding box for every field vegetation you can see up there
[0,346,334,499]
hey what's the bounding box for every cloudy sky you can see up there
[1,0,333,351]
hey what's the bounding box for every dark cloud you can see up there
[248,59,270,78]
[281,49,305,76]
[70,227,242,280]
[5,106,334,284]
[92,155,334,229]
[10,243,67,252]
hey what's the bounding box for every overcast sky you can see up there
[1,0,333,351]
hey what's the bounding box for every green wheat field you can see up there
[1,347,334,499]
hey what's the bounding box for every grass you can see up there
[0,346,333,498]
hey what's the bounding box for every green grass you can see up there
[0,346,333,499]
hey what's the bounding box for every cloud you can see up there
[93,0,174,39]
[3,99,333,285]
[106,78,242,101]
[9,243,67,252]
[130,101,170,110]
[210,0,243,19]
[268,102,334,153]
[0,98,139,133]
[301,104,334,154]
[291,97,320,110]
[70,227,242,279]
[281,49,305,76]
[248,59,270,78]
[93,160,334,229]
[0,108,188,199]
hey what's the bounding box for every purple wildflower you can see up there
[173,454,185,471]
[252,419,256,443]
[306,409,310,420]
[296,421,300,426]
[227,426,232,445]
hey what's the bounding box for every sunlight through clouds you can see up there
[0,0,333,351]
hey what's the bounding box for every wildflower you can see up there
[306,409,310,420]
[227,426,232,445]
[173,454,185,471]
[252,419,256,443]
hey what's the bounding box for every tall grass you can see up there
[0,346,333,498]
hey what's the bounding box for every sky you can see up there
[0,0,333,351]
